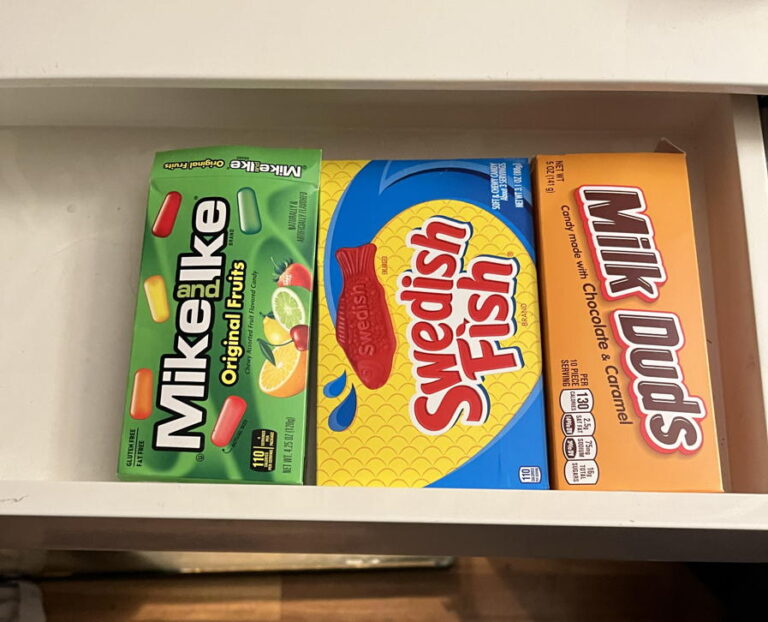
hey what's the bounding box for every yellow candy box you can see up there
[316,160,549,488]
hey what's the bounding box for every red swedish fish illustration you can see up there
[334,243,396,389]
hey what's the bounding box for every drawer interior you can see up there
[0,89,764,493]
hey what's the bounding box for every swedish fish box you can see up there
[119,146,321,484]
[317,160,549,488]
[534,153,723,491]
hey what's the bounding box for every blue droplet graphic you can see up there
[323,370,347,398]
[328,385,357,432]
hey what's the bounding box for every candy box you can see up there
[119,145,321,484]
[316,159,549,489]
[533,152,723,491]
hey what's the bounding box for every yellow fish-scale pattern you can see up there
[317,161,542,487]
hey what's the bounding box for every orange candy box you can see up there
[534,152,723,491]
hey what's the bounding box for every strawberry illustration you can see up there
[273,258,312,290]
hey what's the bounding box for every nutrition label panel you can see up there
[560,388,599,485]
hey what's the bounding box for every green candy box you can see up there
[119,145,321,484]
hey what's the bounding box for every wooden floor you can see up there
[38,557,743,621]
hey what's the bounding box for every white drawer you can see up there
[1,2,768,93]
[0,89,767,561]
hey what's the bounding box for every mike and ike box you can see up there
[316,159,549,489]
[534,152,723,491]
[119,145,321,484]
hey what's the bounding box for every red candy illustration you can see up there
[211,395,247,447]
[335,243,396,390]
[152,191,182,237]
